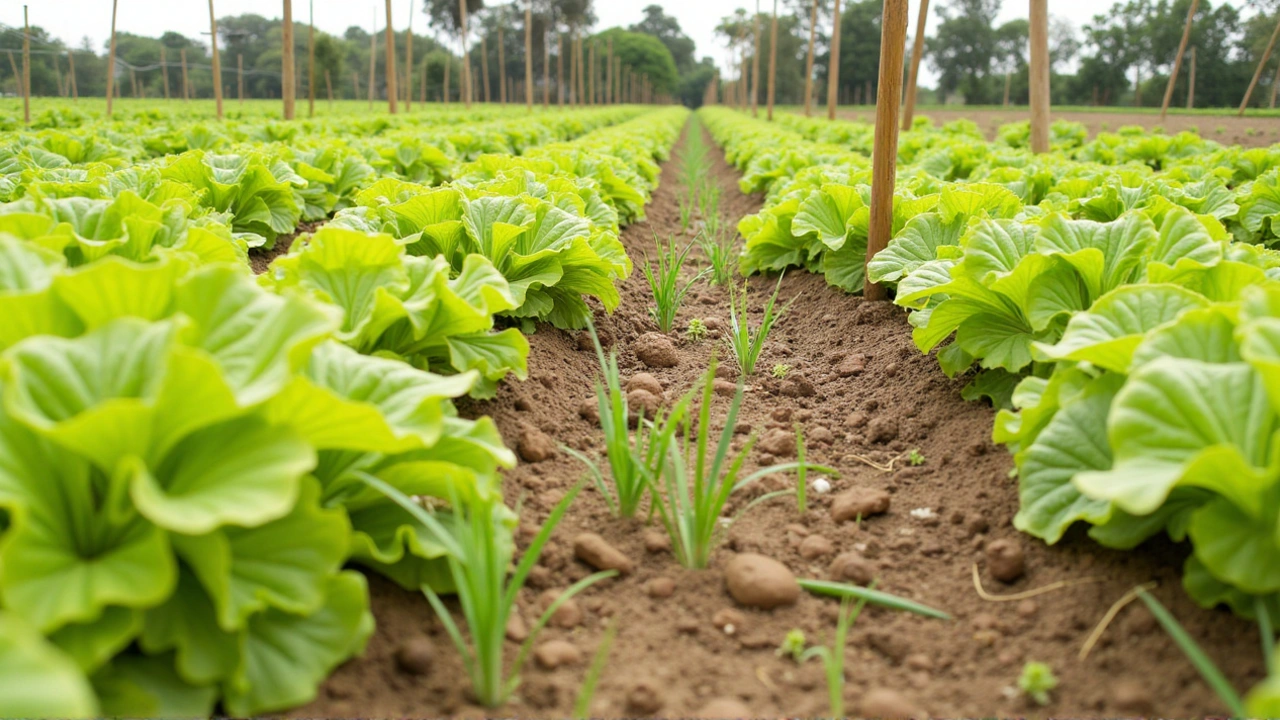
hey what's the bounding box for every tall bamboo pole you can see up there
[406,0,414,111]
[543,28,551,108]
[181,48,190,101]
[385,0,398,112]
[606,37,613,104]
[459,0,471,107]
[443,53,450,104]
[751,0,762,116]
[767,0,779,120]
[55,54,65,98]
[497,24,506,104]
[352,70,360,100]
[557,34,564,106]
[21,6,29,126]
[159,47,170,99]
[209,0,224,118]
[1029,0,1050,153]
[237,53,244,102]
[803,0,819,116]
[577,31,585,106]
[480,35,490,102]
[68,50,78,100]
[1187,46,1196,108]
[901,0,929,128]
[589,38,596,105]
[828,0,843,120]
[106,0,119,117]
[865,0,908,302]
[7,52,21,99]
[326,68,333,108]
[282,0,295,117]
[525,1,533,112]
[1160,0,1198,121]
[1240,17,1280,115]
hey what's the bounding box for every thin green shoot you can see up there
[647,359,836,568]
[796,423,808,515]
[573,619,618,720]
[777,628,807,662]
[908,449,926,466]
[801,595,869,718]
[360,474,616,707]
[726,274,790,376]
[1135,588,1246,717]
[797,578,952,620]
[1018,661,1058,706]
[771,363,791,379]
[697,227,736,287]
[686,317,708,343]
[643,235,708,334]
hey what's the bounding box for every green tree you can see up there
[630,5,696,73]
[591,28,678,95]
[928,0,1002,103]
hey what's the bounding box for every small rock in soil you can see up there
[517,425,557,463]
[1112,680,1155,715]
[724,553,800,609]
[905,653,934,672]
[829,552,876,585]
[836,353,868,377]
[867,417,899,443]
[757,428,797,457]
[831,487,892,522]
[626,681,665,715]
[539,590,583,628]
[694,697,752,718]
[1016,599,1038,617]
[845,411,870,428]
[799,534,835,560]
[576,332,595,351]
[533,639,582,669]
[711,607,747,634]
[645,576,676,598]
[393,635,433,676]
[643,530,671,553]
[505,613,528,642]
[578,398,600,424]
[625,372,664,396]
[634,332,679,368]
[860,688,923,719]
[714,363,737,380]
[773,408,793,422]
[780,375,816,397]
[573,532,634,575]
[627,388,663,418]
[809,426,835,444]
[713,379,737,397]
[985,538,1026,583]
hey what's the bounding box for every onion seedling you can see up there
[801,595,869,718]
[643,235,708,334]
[726,275,790,376]
[573,619,618,719]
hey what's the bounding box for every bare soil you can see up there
[297,122,1264,718]
[836,107,1280,148]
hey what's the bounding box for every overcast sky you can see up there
[3,0,1257,84]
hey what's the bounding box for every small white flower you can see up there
[811,476,832,494]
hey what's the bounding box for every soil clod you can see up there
[393,635,433,676]
[634,332,679,368]
[831,487,892,523]
[985,539,1026,583]
[533,640,582,669]
[516,425,557,463]
[724,553,800,609]
[573,532,634,576]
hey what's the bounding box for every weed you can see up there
[771,363,791,379]
[1247,127,1258,137]
[686,317,708,343]
[573,619,619,719]
[777,629,808,662]
[801,595,869,718]
[798,579,953,620]
[1018,661,1058,706]
[908,449,926,466]
[726,275,790,376]
[644,235,708,334]
[795,423,809,514]
[1216,125,1227,134]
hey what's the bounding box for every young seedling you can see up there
[573,619,619,719]
[698,228,737,287]
[686,317,708,343]
[566,321,677,519]
[771,363,791,379]
[1018,661,1058,706]
[643,235,709,334]
[647,359,835,568]
[801,595,869,718]
[908,449,926,466]
[777,628,808,662]
[360,476,615,707]
[795,424,809,514]
[1134,588,1247,716]
[726,275,790,376]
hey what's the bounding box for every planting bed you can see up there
[299,121,1262,718]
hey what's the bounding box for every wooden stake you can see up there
[326,67,333,108]
[1187,46,1195,108]
[106,0,119,117]
[901,0,928,128]
[54,52,64,97]
[589,38,596,105]
[828,0,843,120]
[498,24,507,104]
[751,0,762,116]
[606,37,613,104]
[181,48,190,101]
[209,0,224,118]
[1271,60,1280,109]
[237,53,243,103]
[767,0,778,120]
[1160,0,1198,121]
[480,35,490,102]
[1240,17,1280,116]
[569,32,577,105]
[406,0,414,111]
[1003,70,1010,106]
[282,0,295,118]
[577,31,585,106]
[557,33,564,106]
[21,6,29,125]
[442,54,449,104]
[385,0,398,112]
[1029,0,1050,154]
[803,0,818,116]
[420,58,426,104]
[68,50,78,100]
[130,67,138,98]
[864,0,908,302]
[543,28,551,107]
[525,0,533,112]
[459,0,470,108]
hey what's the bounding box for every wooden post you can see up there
[385,0,398,112]
[498,24,506,104]
[442,54,449,104]
[767,0,778,120]
[751,0,762,116]
[352,70,360,101]
[543,29,551,107]
[901,0,928,128]
[237,53,243,103]
[589,38,596,105]
[1240,17,1280,116]
[803,0,818,116]
[577,31,585,106]
[606,37,613,104]
[1029,0,1050,154]
[864,0,908,302]
[557,34,564,106]
[130,67,138,98]
[209,0,224,119]
[420,58,426,104]
[480,35,490,102]
[106,0,119,117]
[21,6,29,125]
[828,0,843,120]
[325,68,333,108]
[1187,46,1196,108]
[1160,0,1198,121]
[525,0,533,112]
[68,50,78,100]
[1271,61,1280,109]
[1003,71,1010,106]
[283,0,295,118]
[406,0,414,111]
[569,32,578,105]
[181,48,190,102]
[459,0,470,108]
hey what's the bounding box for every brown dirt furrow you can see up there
[298,120,1262,719]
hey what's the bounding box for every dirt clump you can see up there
[724,553,800,609]
[634,332,678,367]
[985,538,1027,583]
[573,532,634,575]
[831,486,892,522]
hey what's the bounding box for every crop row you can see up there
[703,106,1280,714]
[0,106,685,716]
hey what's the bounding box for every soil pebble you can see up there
[533,639,582,669]
[714,363,737,380]
[645,576,676,598]
[627,388,663,419]
[867,417,900,443]
[393,635,433,676]
[712,607,747,633]
[860,688,923,718]
[757,428,797,457]
[625,373,664,396]
[578,398,600,423]
[780,375,817,397]
[695,697,752,718]
[985,538,1026,582]
[1112,680,1155,715]
[643,530,672,553]
[539,590,583,628]
[634,333,679,368]
[831,487,892,522]
[829,552,876,585]
[573,532,634,576]
[724,553,800,609]
[626,681,665,715]
[836,353,868,377]
[505,613,529,642]
[810,426,835,444]
[799,534,835,560]
[713,379,738,397]
[517,425,557,463]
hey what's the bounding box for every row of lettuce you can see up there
[0,106,685,716]
[702,106,1280,713]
